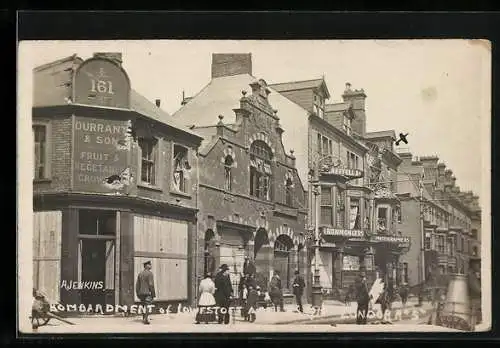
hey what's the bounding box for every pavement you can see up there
[24,299,450,334]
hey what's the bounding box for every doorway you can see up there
[78,209,117,308]
[80,239,106,306]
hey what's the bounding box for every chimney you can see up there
[211,53,252,79]
[342,82,367,137]
[155,99,161,108]
[398,152,413,168]
[93,52,123,66]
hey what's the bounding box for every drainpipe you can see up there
[194,149,200,307]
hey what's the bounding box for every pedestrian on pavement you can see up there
[243,256,256,276]
[214,264,233,324]
[135,260,155,325]
[245,284,259,322]
[269,271,285,312]
[468,257,482,326]
[355,268,371,325]
[380,275,394,323]
[399,282,409,307]
[195,272,217,324]
[292,270,305,313]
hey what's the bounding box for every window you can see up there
[437,235,445,253]
[461,237,465,253]
[377,207,388,232]
[394,206,402,223]
[343,116,351,135]
[322,137,329,156]
[173,144,190,193]
[285,177,294,206]
[424,232,431,250]
[224,155,234,191]
[138,138,158,185]
[250,141,273,201]
[471,229,478,240]
[336,188,346,228]
[348,152,359,170]
[448,238,454,256]
[349,199,361,229]
[33,124,49,180]
[472,246,478,257]
[402,263,409,283]
[320,186,333,225]
[317,133,322,155]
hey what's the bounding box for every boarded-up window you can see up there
[133,215,188,301]
[33,211,62,302]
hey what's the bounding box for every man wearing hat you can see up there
[214,264,233,324]
[243,256,256,276]
[468,257,481,326]
[292,269,305,313]
[136,260,156,325]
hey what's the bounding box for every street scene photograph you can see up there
[17,39,490,334]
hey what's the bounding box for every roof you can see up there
[325,102,350,112]
[34,54,81,72]
[365,130,397,140]
[269,78,331,99]
[130,90,202,138]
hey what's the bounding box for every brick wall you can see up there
[398,199,422,287]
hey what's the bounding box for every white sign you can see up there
[322,167,363,178]
[374,235,410,244]
[322,228,364,238]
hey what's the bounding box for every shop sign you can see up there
[322,228,364,238]
[73,58,130,109]
[374,235,410,245]
[321,167,363,179]
[72,116,133,193]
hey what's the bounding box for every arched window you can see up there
[250,141,273,200]
[224,155,234,191]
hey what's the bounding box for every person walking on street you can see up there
[135,260,156,325]
[214,264,233,324]
[243,256,256,276]
[355,268,371,325]
[196,272,217,324]
[292,270,305,313]
[269,271,285,312]
[468,257,482,326]
[399,282,409,307]
[245,284,259,322]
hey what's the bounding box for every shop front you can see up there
[372,234,411,286]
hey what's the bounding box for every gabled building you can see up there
[270,78,410,298]
[173,54,308,301]
[32,52,203,310]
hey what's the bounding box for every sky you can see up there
[21,40,490,195]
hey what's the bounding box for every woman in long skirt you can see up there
[196,273,217,324]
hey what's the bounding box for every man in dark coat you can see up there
[355,268,371,325]
[135,260,156,324]
[468,257,481,325]
[292,270,305,313]
[214,264,233,324]
[243,256,256,276]
[269,271,285,312]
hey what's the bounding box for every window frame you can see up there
[172,143,191,195]
[320,186,333,226]
[249,140,273,201]
[224,155,234,192]
[32,120,52,181]
[138,136,161,189]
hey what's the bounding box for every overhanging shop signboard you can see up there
[322,228,365,238]
[72,116,134,193]
[373,235,410,247]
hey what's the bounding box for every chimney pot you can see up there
[345,82,352,90]
[155,99,161,107]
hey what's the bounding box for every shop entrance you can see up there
[78,209,116,308]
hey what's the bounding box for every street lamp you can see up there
[311,181,322,311]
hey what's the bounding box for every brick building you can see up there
[173,54,308,303]
[32,53,203,310]
[270,80,411,297]
[396,152,481,289]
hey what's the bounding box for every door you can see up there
[80,239,107,307]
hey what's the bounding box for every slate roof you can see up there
[130,89,201,138]
[269,78,331,99]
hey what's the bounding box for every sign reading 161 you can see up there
[90,78,115,95]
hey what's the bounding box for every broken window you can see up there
[173,144,190,193]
